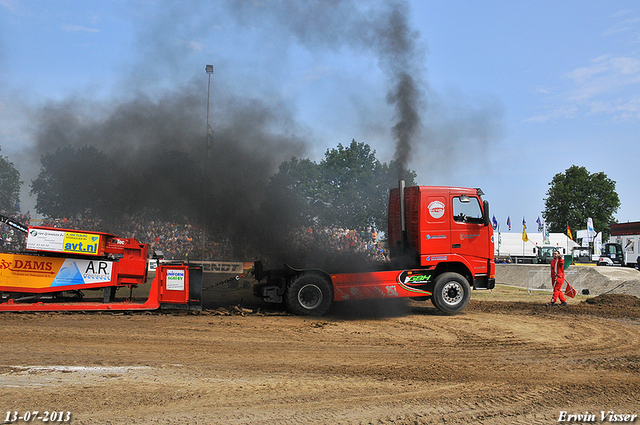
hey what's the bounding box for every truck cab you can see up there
[387,186,495,290]
[534,246,565,264]
[598,243,625,266]
[571,247,592,264]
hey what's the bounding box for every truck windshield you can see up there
[539,247,555,262]
[452,196,483,223]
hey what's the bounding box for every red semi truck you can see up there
[253,183,496,315]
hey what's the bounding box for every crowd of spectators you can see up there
[0,212,234,261]
[289,225,389,262]
[0,211,30,252]
[0,211,387,263]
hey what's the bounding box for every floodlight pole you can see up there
[203,65,214,261]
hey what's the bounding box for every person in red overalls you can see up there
[547,250,567,306]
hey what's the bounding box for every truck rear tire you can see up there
[431,272,471,314]
[285,273,333,316]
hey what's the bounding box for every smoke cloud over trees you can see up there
[6,0,502,260]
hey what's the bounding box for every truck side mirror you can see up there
[483,200,490,227]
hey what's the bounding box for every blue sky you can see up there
[1,0,639,233]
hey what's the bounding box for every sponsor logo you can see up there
[64,241,99,254]
[82,261,112,281]
[428,200,445,219]
[26,229,65,251]
[460,233,480,240]
[426,234,447,240]
[4,259,54,273]
[202,262,243,273]
[166,269,185,291]
[48,259,114,287]
[425,255,447,262]
[396,271,433,296]
[385,285,399,297]
[105,237,127,253]
[397,270,432,285]
[63,233,101,255]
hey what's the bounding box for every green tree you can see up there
[261,157,323,228]
[262,140,417,230]
[31,145,202,224]
[542,165,620,237]
[320,139,416,228]
[0,147,22,213]
[30,146,117,218]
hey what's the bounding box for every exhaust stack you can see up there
[398,180,407,254]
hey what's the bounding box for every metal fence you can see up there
[526,269,585,295]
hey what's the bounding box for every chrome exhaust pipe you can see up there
[398,180,407,253]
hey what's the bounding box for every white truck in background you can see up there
[599,221,640,268]
[603,221,640,268]
[495,232,577,264]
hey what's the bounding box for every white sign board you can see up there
[26,229,65,251]
[165,269,185,291]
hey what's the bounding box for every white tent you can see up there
[496,232,579,257]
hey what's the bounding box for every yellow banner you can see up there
[0,254,64,289]
[62,232,102,256]
[0,253,114,290]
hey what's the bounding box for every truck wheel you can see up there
[285,274,333,316]
[431,272,470,314]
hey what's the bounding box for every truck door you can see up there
[623,237,635,265]
[418,192,450,263]
[450,195,490,269]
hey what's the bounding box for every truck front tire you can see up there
[285,274,333,316]
[431,272,471,314]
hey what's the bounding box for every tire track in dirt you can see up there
[1,296,638,425]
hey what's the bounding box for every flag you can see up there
[522,226,529,242]
[587,217,595,241]
[565,282,577,298]
[536,217,543,232]
[492,215,498,230]
[544,223,550,245]
[595,232,603,256]
[567,225,573,241]
[507,216,511,231]
[522,217,526,227]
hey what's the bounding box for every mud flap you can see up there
[473,276,495,290]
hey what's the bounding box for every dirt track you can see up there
[1,282,639,425]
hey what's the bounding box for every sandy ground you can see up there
[1,276,639,425]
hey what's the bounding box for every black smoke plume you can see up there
[30,84,306,258]
[228,0,426,178]
[23,0,429,264]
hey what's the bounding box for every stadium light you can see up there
[203,65,214,261]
